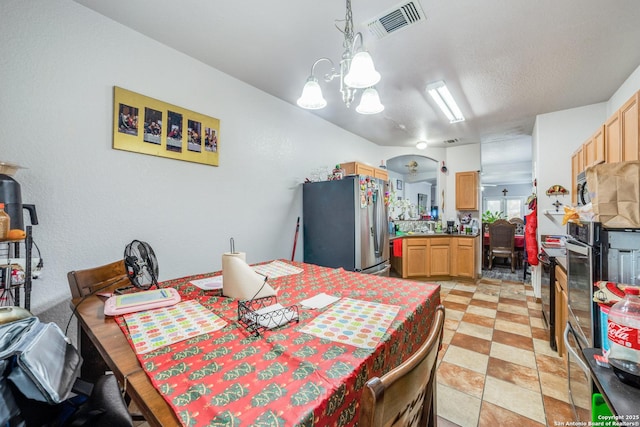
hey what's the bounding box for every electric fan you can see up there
[123,240,159,290]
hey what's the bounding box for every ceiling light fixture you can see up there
[297,0,383,114]
[405,160,419,174]
[415,141,428,150]
[426,80,464,123]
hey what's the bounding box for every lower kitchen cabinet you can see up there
[451,237,478,279]
[429,238,451,276]
[555,264,568,363]
[403,238,429,278]
[399,235,478,280]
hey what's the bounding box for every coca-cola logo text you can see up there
[608,320,640,350]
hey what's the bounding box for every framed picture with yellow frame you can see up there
[112,86,219,166]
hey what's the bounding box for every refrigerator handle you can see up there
[372,188,381,257]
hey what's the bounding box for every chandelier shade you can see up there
[297,76,327,110]
[356,87,384,114]
[344,51,381,88]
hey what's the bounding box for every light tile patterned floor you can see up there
[434,276,577,427]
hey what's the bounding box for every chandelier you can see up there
[296,0,384,114]
[405,160,418,174]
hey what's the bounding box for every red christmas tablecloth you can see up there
[116,261,440,427]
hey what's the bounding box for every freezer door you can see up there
[357,178,389,271]
[303,179,357,271]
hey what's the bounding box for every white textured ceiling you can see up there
[73,0,640,184]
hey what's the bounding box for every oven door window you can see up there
[564,322,592,421]
[566,241,594,345]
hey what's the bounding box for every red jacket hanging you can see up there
[525,209,539,266]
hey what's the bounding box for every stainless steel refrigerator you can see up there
[303,176,389,274]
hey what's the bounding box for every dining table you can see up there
[72,260,441,427]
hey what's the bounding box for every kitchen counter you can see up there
[583,348,640,419]
[390,232,480,241]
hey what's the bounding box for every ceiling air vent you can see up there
[366,1,426,40]
[443,138,459,144]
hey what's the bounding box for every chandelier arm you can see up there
[350,32,365,53]
[310,57,338,82]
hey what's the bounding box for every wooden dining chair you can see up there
[67,259,129,298]
[488,219,516,272]
[67,259,144,424]
[359,304,445,427]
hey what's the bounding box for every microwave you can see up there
[576,171,590,206]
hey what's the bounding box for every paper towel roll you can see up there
[222,253,276,300]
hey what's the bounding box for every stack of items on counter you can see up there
[593,281,640,388]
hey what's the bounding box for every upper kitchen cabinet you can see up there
[604,91,639,163]
[342,161,388,181]
[583,125,605,168]
[605,110,621,163]
[455,171,479,211]
[621,92,639,161]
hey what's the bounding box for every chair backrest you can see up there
[508,217,525,235]
[359,304,445,427]
[67,260,129,298]
[488,219,515,250]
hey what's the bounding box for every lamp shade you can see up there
[297,77,327,110]
[356,87,384,114]
[344,51,381,89]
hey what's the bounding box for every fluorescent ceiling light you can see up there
[426,81,464,123]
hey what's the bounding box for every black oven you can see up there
[564,221,602,422]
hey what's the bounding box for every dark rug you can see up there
[481,263,528,283]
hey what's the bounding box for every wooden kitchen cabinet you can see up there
[555,265,568,363]
[621,92,639,161]
[603,91,639,164]
[402,238,429,278]
[428,238,451,276]
[605,111,621,163]
[451,236,478,279]
[584,125,605,168]
[455,171,479,211]
[341,161,388,181]
[399,235,477,280]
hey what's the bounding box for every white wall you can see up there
[609,65,640,116]
[481,183,531,199]
[0,0,429,322]
[533,103,607,238]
